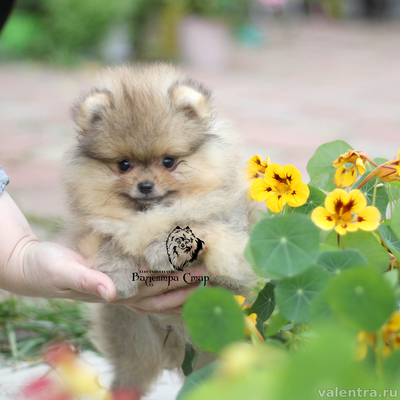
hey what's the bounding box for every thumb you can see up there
[56,261,117,301]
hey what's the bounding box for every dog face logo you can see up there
[166,226,205,271]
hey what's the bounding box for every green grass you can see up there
[0,293,96,364]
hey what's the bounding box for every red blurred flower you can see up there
[21,377,72,400]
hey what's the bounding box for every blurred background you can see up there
[1,0,400,225]
[1,0,400,398]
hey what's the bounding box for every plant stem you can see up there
[387,184,394,217]
[290,330,295,352]
[375,332,384,389]
[372,178,379,207]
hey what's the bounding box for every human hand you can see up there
[0,190,116,301]
[5,240,117,302]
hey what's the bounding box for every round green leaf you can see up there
[275,266,330,323]
[182,287,245,354]
[374,157,388,165]
[177,362,216,400]
[325,230,390,272]
[389,201,400,244]
[326,266,395,331]
[315,249,368,275]
[249,282,275,322]
[353,173,389,219]
[293,185,326,215]
[309,290,335,322]
[246,214,320,279]
[389,181,400,201]
[307,140,352,191]
[378,224,400,261]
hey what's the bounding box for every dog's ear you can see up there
[71,90,113,132]
[170,81,212,121]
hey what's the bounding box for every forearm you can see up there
[0,191,39,295]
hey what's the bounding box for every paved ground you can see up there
[0,352,183,400]
[1,19,400,399]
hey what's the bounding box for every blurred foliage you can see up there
[0,0,249,65]
[0,293,95,363]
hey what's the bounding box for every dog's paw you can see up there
[144,239,174,272]
[105,270,139,300]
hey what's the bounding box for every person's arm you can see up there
[0,189,204,311]
[0,190,117,300]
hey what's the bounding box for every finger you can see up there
[53,262,117,302]
[129,283,199,313]
[124,305,183,314]
[48,289,111,303]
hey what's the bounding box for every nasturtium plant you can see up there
[315,248,368,274]
[248,282,275,322]
[292,184,326,215]
[389,200,400,241]
[275,266,329,323]
[326,266,395,331]
[353,173,389,219]
[325,230,391,271]
[378,224,400,261]
[179,142,400,400]
[307,140,352,191]
[246,214,320,279]
[182,287,245,354]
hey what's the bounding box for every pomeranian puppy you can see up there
[63,63,256,394]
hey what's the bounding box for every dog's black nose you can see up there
[138,181,154,195]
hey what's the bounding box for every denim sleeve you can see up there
[0,166,10,194]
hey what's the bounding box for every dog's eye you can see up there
[176,238,181,244]
[162,156,176,170]
[118,159,132,172]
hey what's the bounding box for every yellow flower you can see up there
[358,149,400,189]
[45,342,112,399]
[332,150,376,188]
[234,295,252,310]
[245,313,257,336]
[247,155,270,180]
[357,312,400,360]
[250,163,310,213]
[245,313,264,341]
[234,296,263,341]
[311,189,381,235]
[356,331,377,361]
